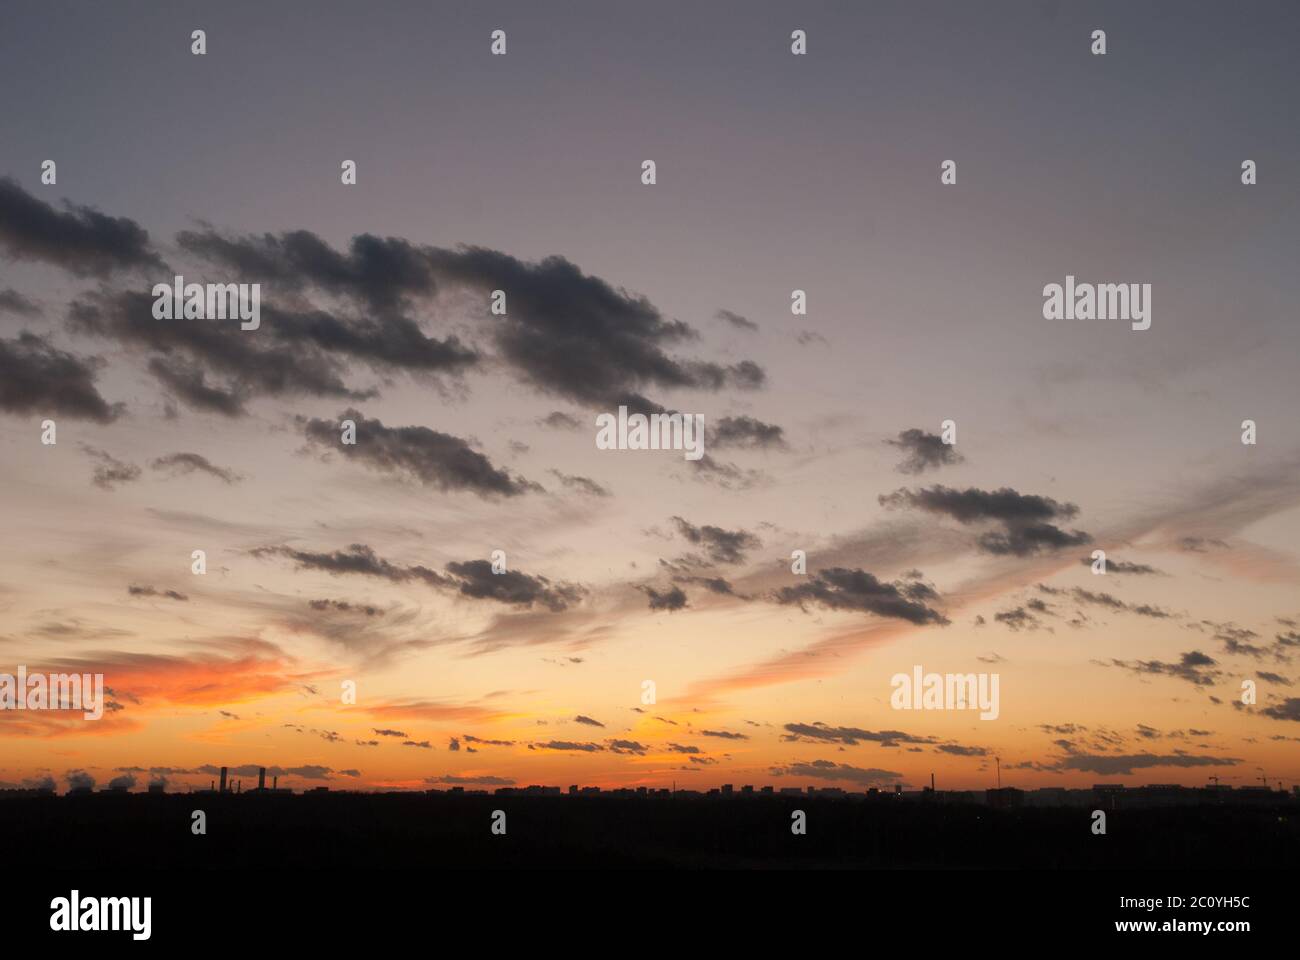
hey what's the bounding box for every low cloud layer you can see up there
[880,485,1091,556]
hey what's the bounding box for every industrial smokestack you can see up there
[219,766,228,793]
[273,775,278,791]
[931,772,935,792]
[258,767,266,791]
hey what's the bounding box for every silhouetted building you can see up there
[986,787,1024,809]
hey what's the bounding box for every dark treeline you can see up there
[3,792,1296,869]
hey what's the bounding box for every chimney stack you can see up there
[219,766,228,793]
[258,767,266,791]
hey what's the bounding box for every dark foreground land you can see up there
[4,792,1298,869]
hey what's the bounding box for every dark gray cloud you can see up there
[16,775,57,792]
[772,567,949,626]
[462,735,515,747]
[994,606,1045,631]
[936,744,988,757]
[68,249,477,412]
[710,415,787,451]
[0,332,121,422]
[1179,536,1230,553]
[886,429,964,475]
[770,760,903,785]
[69,290,377,413]
[607,739,647,755]
[146,356,248,417]
[309,599,383,617]
[372,729,407,738]
[0,288,41,316]
[671,573,737,596]
[302,409,537,498]
[1260,698,1300,721]
[261,301,478,375]
[700,729,749,740]
[44,204,761,416]
[181,229,765,413]
[573,715,605,728]
[80,445,141,490]
[252,543,451,587]
[1212,623,1268,658]
[437,246,766,411]
[177,228,435,312]
[254,544,584,612]
[686,453,763,490]
[0,177,162,275]
[106,773,136,791]
[1056,752,1242,775]
[196,763,339,780]
[150,451,242,484]
[538,410,581,430]
[549,470,610,497]
[127,585,188,602]
[65,770,95,791]
[444,560,585,612]
[640,584,688,611]
[284,765,339,779]
[532,740,603,752]
[781,722,938,747]
[879,485,1091,556]
[714,308,757,332]
[671,516,760,565]
[426,774,516,785]
[1107,650,1221,686]
[1080,556,1161,575]
[1072,587,1172,619]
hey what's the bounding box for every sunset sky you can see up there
[2,0,1299,795]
